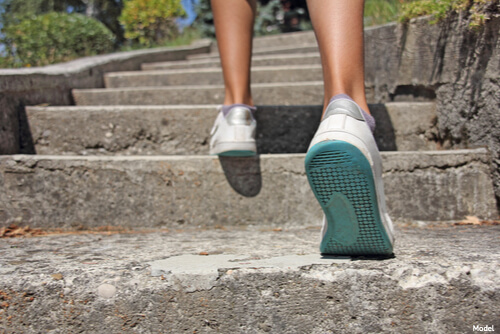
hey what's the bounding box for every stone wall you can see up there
[0,40,211,155]
[364,16,500,209]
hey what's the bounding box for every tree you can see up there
[119,0,185,47]
[1,12,115,67]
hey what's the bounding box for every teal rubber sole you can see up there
[217,150,256,157]
[305,140,393,256]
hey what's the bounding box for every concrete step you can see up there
[251,30,317,49]
[1,149,496,230]
[105,65,323,88]
[188,43,319,60]
[0,225,498,333]
[24,103,439,156]
[72,81,324,106]
[141,52,321,71]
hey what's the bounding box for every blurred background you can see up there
[0,0,490,68]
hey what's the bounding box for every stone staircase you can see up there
[0,30,498,333]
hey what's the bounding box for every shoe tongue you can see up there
[221,104,256,117]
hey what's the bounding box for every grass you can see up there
[364,0,499,29]
[399,0,499,28]
[364,0,403,26]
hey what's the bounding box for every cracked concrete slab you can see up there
[150,254,350,292]
[0,225,498,333]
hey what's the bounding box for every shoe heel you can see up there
[305,140,393,256]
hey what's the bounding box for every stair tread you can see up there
[187,43,319,60]
[141,52,321,70]
[104,65,323,88]
[26,102,439,155]
[1,149,496,229]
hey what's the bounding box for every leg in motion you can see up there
[209,0,258,156]
[305,0,395,256]
[307,0,368,114]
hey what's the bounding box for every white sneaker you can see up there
[305,98,395,256]
[209,105,257,156]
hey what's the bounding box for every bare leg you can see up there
[211,0,256,106]
[306,0,369,114]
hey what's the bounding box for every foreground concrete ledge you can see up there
[0,149,496,229]
[0,225,498,333]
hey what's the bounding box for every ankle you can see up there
[223,92,254,107]
[221,103,257,116]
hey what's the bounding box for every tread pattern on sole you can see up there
[217,150,256,157]
[306,140,392,256]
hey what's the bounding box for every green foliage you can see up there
[0,0,125,44]
[192,0,214,38]
[254,0,284,36]
[255,0,311,36]
[119,26,201,51]
[1,0,84,28]
[119,0,186,47]
[193,0,311,38]
[0,12,115,68]
[400,0,454,23]
[364,0,402,26]
[399,0,499,28]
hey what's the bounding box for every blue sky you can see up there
[178,0,199,28]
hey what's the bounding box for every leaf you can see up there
[51,273,63,281]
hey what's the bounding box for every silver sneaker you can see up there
[210,105,257,156]
[305,98,394,256]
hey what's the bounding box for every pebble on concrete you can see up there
[97,283,116,298]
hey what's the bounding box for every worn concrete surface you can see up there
[25,102,439,156]
[188,44,319,61]
[141,52,322,71]
[0,225,498,333]
[104,65,324,88]
[250,30,317,49]
[0,149,496,230]
[72,81,325,106]
[0,41,212,155]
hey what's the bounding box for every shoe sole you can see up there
[217,150,256,157]
[305,140,393,256]
[210,142,256,157]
